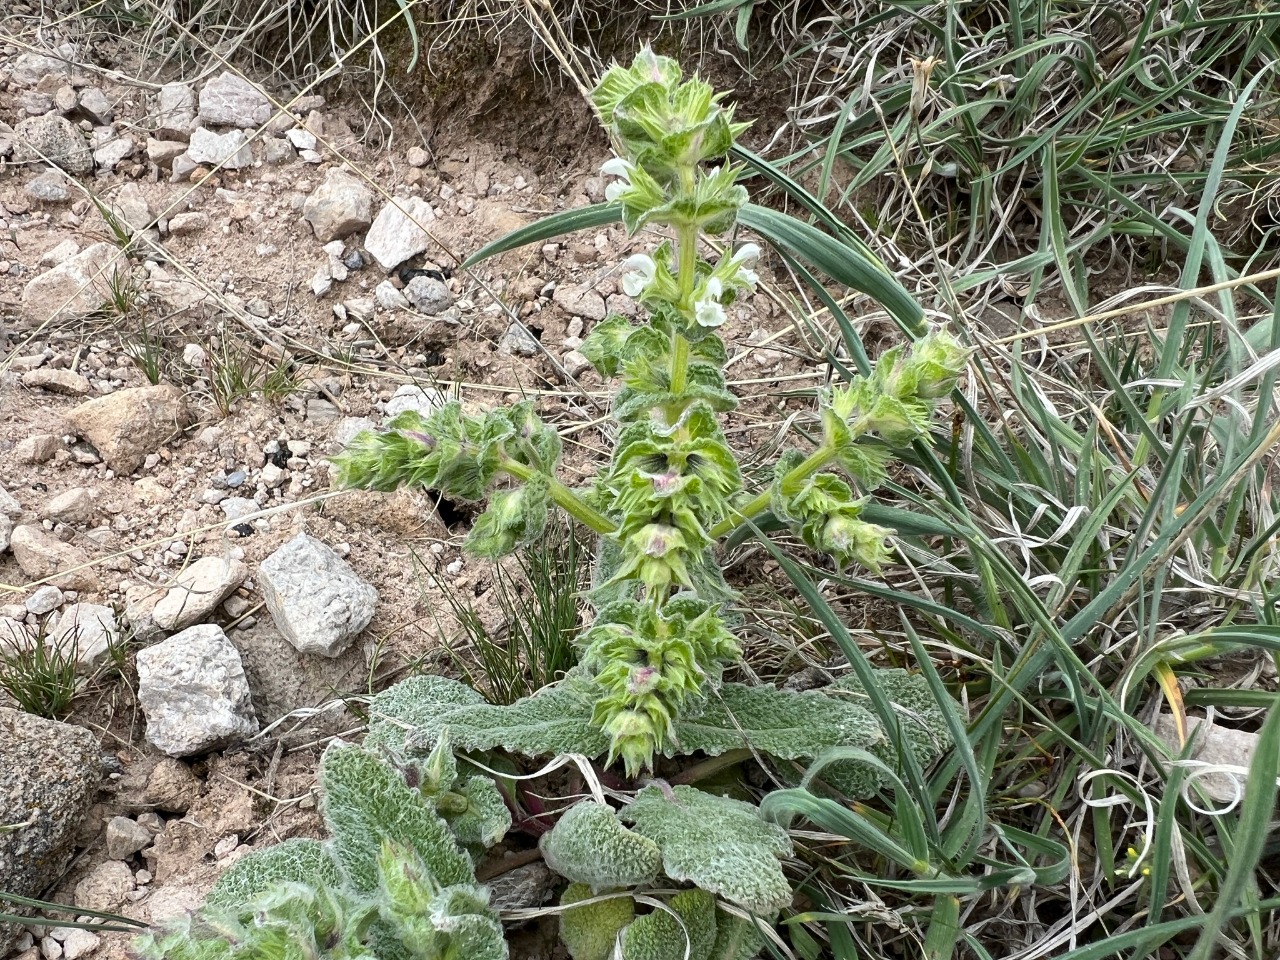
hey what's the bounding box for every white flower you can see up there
[730,242,761,268]
[694,277,726,328]
[729,242,760,289]
[601,157,634,201]
[621,253,656,297]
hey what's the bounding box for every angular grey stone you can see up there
[93,136,135,173]
[104,816,152,860]
[374,279,409,311]
[186,127,252,169]
[259,533,378,657]
[22,368,91,395]
[50,603,119,664]
[384,384,447,419]
[403,275,452,316]
[25,170,70,203]
[0,515,11,555]
[166,211,208,235]
[58,928,99,960]
[562,349,592,378]
[63,383,189,475]
[55,84,79,114]
[364,196,435,271]
[152,556,249,631]
[154,83,196,140]
[43,487,95,525]
[170,153,198,183]
[331,417,376,451]
[77,87,114,125]
[12,114,92,174]
[72,860,133,912]
[498,322,540,357]
[9,526,97,591]
[0,709,100,954]
[552,284,607,322]
[198,72,272,129]
[136,624,258,756]
[260,136,294,166]
[109,181,153,234]
[20,242,128,324]
[285,128,317,151]
[146,138,187,165]
[25,585,64,616]
[38,239,80,268]
[302,168,373,242]
[11,53,73,88]
[14,434,59,464]
[220,497,258,521]
[0,486,22,518]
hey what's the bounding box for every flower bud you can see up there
[908,328,970,399]
[823,516,894,572]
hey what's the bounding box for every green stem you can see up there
[709,444,837,539]
[670,219,700,398]
[500,458,618,536]
[670,331,690,396]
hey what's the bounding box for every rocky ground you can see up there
[0,20,813,960]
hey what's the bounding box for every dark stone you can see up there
[0,709,101,953]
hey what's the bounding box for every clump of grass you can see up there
[207,335,301,417]
[122,317,168,385]
[0,619,80,720]
[437,517,586,705]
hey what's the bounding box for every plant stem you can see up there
[709,444,837,539]
[500,458,618,536]
[670,219,700,398]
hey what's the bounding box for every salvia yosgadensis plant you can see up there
[334,48,968,776]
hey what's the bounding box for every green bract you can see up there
[331,48,968,776]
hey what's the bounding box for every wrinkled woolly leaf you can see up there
[204,838,341,912]
[405,675,609,758]
[379,862,506,960]
[320,743,474,894]
[621,786,794,913]
[708,909,767,960]
[540,801,661,892]
[560,883,635,960]
[817,669,953,798]
[364,674,488,756]
[142,882,376,960]
[447,776,513,850]
[676,683,884,759]
[621,889,717,960]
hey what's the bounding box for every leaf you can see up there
[203,838,342,912]
[677,683,884,760]
[560,883,635,960]
[817,668,952,796]
[540,801,662,892]
[319,743,474,894]
[708,908,767,960]
[447,776,513,851]
[364,674,487,756]
[620,785,794,913]
[622,889,718,960]
[462,204,623,268]
[405,674,610,758]
[736,204,924,333]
